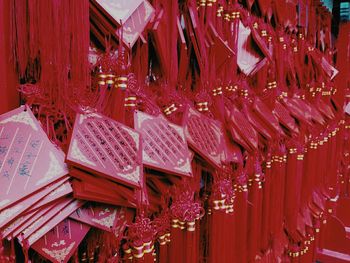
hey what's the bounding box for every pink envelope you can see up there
[134,110,192,177]
[3,203,55,240]
[0,106,68,211]
[31,219,90,263]
[93,0,154,48]
[0,176,68,228]
[19,197,74,241]
[183,106,226,168]
[70,203,134,234]
[237,21,267,76]
[66,112,143,189]
[0,208,37,239]
[25,199,85,246]
[93,0,143,25]
[26,181,73,213]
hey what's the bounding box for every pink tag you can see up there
[183,106,226,168]
[19,198,73,241]
[0,106,68,210]
[26,181,73,213]
[31,219,90,263]
[67,113,143,189]
[26,199,85,246]
[134,111,192,177]
[94,0,143,24]
[2,203,54,240]
[70,203,134,234]
[345,102,350,116]
[0,177,68,228]
[237,21,266,76]
[93,0,154,48]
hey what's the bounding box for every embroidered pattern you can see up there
[42,241,75,262]
[0,205,23,225]
[70,139,96,166]
[28,225,50,245]
[48,183,68,197]
[79,113,102,124]
[0,111,38,131]
[2,216,24,235]
[123,166,141,183]
[174,158,192,173]
[91,209,117,228]
[36,152,66,185]
[0,199,10,208]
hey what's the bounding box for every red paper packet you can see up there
[134,110,192,177]
[66,112,144,189]
[70,202,134,234]
[25,199,85,246]
[183,106,227,168]
[31,219,90,263]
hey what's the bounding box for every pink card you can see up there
[31,219,90,263]
[25,199,85,246]
[0,208,37,239]
[26,181,73,213]
[93,0,154,48]
[117,0,154,48]
[134,111,192,177]
[0,106,68,210]
[183,106,226,168]
[237,21,266,76]
[3,203,55,240]
[19,198,74,241]
[66,112,143,189]
[93,0,143,24]
[0,177,68,228]
[70,203,134,234]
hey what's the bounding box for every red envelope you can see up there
[70,168,136,203]
[183,106,226,168]
[70,202,134,233]
[282,97,313,126]
[229,105,259,151]
[72,180,132,207]
[177,17,189,82]
[273,101,299,135]
[66,112,143,189]
[151,9,169,77]
[244,106,273,141]
[0,106,69,211]
[208,23,234,73]
[134,110,192,177]
[31,219,90,263]
[252,97,285,136]
[25,199,85,246]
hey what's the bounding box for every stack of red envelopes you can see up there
[66,112,145,208]
[134,110,194,209]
